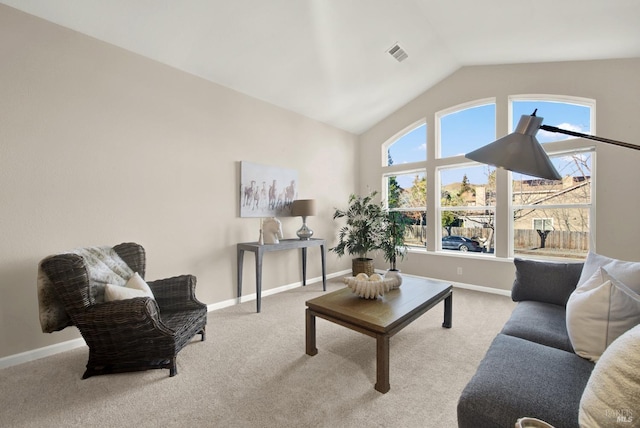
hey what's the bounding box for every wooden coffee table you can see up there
[305,276,452,393]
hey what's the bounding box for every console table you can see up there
[237,238,327,312]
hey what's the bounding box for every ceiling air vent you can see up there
[387,43,408,62]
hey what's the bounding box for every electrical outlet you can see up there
[457,267,463,275]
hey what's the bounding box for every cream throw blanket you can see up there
[37,246,134,333]
[579,323,640,426]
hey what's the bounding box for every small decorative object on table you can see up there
[384,269,403,288]
[343,273,400,299]
[262,217,283,244]
[258,218,264,245]
[515,417,555,428]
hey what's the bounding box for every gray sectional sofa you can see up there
[457,258,593,428]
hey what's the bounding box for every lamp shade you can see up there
[465,114,562,181]
[291,199,316,217]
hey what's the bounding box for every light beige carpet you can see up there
[0,277,516,428]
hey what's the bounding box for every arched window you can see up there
[438,101,496,158]
[381,96,595,260]
[382,121,427,247]
[436,100,497,255]
[383,122,426,166]
[509,96,594,259]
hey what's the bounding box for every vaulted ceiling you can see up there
[3,0,640,134]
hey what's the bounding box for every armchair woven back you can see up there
[41,253,94,318]
[113,242,146,278]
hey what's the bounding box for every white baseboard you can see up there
[373,269,512,297]
[0,338,87,370]
[207,270,349,311]
[452,281,511,296]
[0,269,506,371]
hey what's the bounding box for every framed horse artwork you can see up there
[239,161,298,218]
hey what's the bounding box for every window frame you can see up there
[532,218,554,231]
[509,147,594,259]
[380,94,597,261]
[508,95,596,259]
[382,120,427,168]
[435,98,496,159]
[381,120,428,249]
[436,164,497,255]
[434,99,497,255]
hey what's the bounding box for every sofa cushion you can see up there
[501,301,573,352]
[457,334,594,428]
[566,267,640,362]
[511,258,584,306]
[579,324,640,427]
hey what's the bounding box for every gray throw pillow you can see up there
[511,258,584,306]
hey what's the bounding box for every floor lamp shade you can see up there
[466,109,639,180]
[465,114,562,181]
[291,199,316,240]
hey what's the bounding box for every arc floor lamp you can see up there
[465,109,639,180]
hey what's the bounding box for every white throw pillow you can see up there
[104,272,154,302]
[104,284,148,301]
[578,251,640,292]
[566,267,640,361]
[579,324,640,427]
[125,272,154,297]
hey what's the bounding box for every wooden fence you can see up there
[512,229,589,251]
[406,226,589,251]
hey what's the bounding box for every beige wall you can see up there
[360,58,640,291]
[0,5,357,359]
[3,3,640,363]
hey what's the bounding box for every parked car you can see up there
[442,235,483,252]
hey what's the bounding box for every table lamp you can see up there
[291,199,317,240]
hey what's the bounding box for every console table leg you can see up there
[301,247,307,286]
[237,249,244,299]
[375,334,390,393]
[320,244,326,291]
[442,293,452,328]
[305,309,317,356]
[255,251,262,313]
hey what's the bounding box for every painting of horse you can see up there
[240,161,298,218]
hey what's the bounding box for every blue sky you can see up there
[388,100,591,186]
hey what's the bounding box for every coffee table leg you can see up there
[375,334,390,393]
[305,309,318,356]
[442,293,452,328]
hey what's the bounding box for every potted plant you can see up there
[379,211,409,285]
[331,191,385,276]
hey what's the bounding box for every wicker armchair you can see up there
[39,242,207,379]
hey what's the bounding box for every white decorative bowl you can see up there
[384,269,403,289]
[342,273,400,299]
